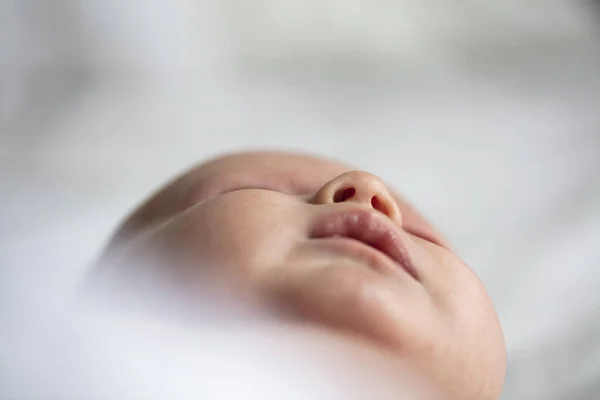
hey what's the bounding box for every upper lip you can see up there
[310,207,419,281]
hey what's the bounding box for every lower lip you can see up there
[313,236,414,278]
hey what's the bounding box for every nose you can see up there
[312,171,401,223]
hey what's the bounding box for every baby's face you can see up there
[107,151,506,399]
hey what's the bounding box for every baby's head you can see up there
[99,151,506,399]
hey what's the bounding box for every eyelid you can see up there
[223,185,284,195]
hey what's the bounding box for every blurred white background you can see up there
[1,1,600,399]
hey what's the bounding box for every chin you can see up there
[268,262,417,351]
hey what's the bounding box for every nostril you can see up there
[333,187,355,203]
[371,196,389,215]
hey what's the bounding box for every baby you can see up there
[95,150,506,399]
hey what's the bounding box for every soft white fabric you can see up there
[2,1,600,398]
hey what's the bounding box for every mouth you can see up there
[310,208,418,281]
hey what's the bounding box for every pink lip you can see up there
[310,208,419,281]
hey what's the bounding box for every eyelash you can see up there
[224,186,283,195]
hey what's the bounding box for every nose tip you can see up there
[313,171,401,222]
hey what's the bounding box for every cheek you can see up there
[166,196,308,280]
[427,250,503,348]
[437,263,507,396]
[441,260,503,348]
[414,243,506,395]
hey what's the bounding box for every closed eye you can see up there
[223,185,287,195]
